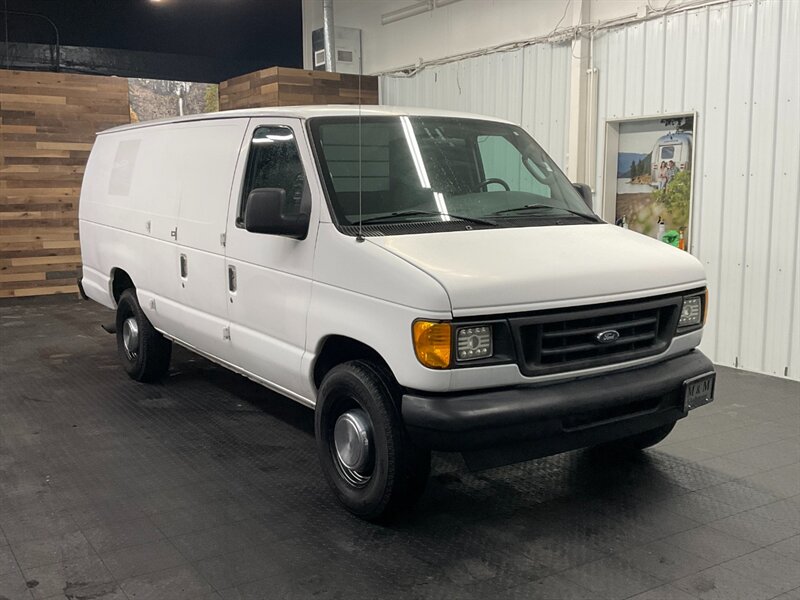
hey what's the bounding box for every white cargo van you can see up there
[79,106,715,519]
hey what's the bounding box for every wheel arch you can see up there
[312,335,394,391]
[110,268,135,305]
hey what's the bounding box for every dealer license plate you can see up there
[683,373,715,411]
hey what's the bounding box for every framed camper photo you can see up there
[601,114,696,252]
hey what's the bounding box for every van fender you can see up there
[303,282,454,398]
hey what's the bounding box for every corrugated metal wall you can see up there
[593,0,800,379]
[380,43,572,168]
[380,0,799,379]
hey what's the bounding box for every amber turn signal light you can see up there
[412,321,451,369]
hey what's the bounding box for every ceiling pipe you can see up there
[322,0,336,72]
[1,9,60,71]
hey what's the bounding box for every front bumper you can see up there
[401,350,714,469]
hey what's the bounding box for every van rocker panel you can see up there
[402,351,714,466]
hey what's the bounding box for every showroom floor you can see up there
[0,296,798,600]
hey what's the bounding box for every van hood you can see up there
[368,224,706,316]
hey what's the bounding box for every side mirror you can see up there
[244,187,309,239]
[573,183,594,210]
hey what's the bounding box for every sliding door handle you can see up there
[228,265,237,292]
[179,254,188,278]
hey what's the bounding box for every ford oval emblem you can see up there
[596,329,620,344]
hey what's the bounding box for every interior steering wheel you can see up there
[474,177,511,192]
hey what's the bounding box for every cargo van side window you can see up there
[238,126,306,227]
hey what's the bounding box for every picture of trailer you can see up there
[650,131,693,188]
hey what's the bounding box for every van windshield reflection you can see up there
[309,116,599,230]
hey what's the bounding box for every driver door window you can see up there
[238,126,306,227]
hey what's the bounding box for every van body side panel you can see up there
[78,222,179,324]
[223,118,319,396]
[79,129,182,332]
[173,119,249,360]
[305,282,453,395]
[312,224,452,314]
[307,223,453,395]
[78,146,114,307]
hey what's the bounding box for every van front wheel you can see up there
[115,289,172,382]
[315,360,430,521]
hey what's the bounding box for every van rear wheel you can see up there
[315,360,430,521]
[115,289,172,382]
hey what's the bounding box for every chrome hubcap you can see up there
[122,317,139,360]
[333,409,373,487]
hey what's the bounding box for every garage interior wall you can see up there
[592,0,799,381]
[381,43,572,170]
[305,0,598,75]
[379,0,799,381]
[0,70,131,298]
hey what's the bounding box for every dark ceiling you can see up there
[1,0,303,81]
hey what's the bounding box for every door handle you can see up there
[179,254,188,278]
[228,265,237,292]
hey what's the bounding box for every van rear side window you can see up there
[238,126,306,227]
[108,139,140,196]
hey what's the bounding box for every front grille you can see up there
[539,309,661,363]
[512,295,682,376]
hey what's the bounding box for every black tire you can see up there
[115,288,172,382]
[315,360,430,521]
[599,421,677,453]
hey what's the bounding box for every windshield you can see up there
[309,116,598,231]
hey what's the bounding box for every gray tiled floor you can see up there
[0,295,798,600]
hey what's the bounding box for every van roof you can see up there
[102,105,516,135]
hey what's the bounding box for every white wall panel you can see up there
[380,43,572,168]
[662,13,686,114]
[642,17,667,116]
[715,1,755,367]
[763,0,800,379]
[741,0,782,372]
[304,0,707,75]
[521,43,573,170]
[380,50,524,124]
[594,0,800,379]
[605,29,628,120]
[624,22,646,117]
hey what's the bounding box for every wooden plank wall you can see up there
[0,70,130,298]
[220,66,379,111]
[0,66,375,298]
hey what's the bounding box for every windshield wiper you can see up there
[491,204,601,222]
[353,210,496,227]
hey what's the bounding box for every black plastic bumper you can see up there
[401,351,715,469]
[76,277,89,300]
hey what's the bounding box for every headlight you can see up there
[413,320,512,369]
[456,325,493,361]
[678,291,706,330]
[412,321,451,369]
